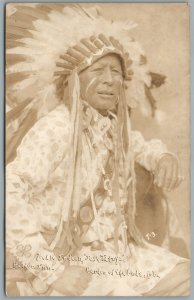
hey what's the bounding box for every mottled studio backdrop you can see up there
[7,3,190,247]
[94,3,190,247]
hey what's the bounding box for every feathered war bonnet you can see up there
[6,4,166,251]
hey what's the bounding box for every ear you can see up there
[123,80,140,109]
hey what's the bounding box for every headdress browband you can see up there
[54,33,134,99]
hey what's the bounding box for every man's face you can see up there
[79,54,123,113]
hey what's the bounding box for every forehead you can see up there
[89,53,122,69]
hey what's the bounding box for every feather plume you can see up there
[6,4,164,122]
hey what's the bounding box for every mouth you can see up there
[97,91,114,96]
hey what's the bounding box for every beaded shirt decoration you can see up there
[6,4,166,251]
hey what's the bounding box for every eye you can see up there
[112,68,122,75]
[91,67,103,72]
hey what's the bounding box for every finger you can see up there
[171,160,183,189]
[155,166,166,188]
[163,164,174,190]
[168,163,177,190]
[172,161,184,190]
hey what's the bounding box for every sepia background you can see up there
[4,2,191,298]
[6,3,190,248]
[95,3,190,248]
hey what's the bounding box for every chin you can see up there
[95,105,116,114]
[92,98,117,112]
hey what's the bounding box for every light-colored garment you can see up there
[6,103,185,295]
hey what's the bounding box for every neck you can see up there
[98,109,109,117]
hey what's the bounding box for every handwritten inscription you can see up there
[86,267,160,279]
[35,253,127,265]
[13,261,55,271]
[12,253,160,279]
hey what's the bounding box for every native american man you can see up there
[6,4,189,296]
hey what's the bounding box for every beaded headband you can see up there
[54,34,134,99]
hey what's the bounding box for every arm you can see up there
[131,130,183,191]
[6,104,70,289]
[131,130,167,171]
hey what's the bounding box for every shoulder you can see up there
[7,105,71,185]
[23,104,70,144]
[16,104,71,163]
[36,103,70,134]
[45,103,70,123]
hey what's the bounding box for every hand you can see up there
[51,265,92,296]
[153,153,184,191]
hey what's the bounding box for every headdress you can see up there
[6,4,166,251]
[6,3,165,124]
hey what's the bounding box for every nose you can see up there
[101,67,113,85]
